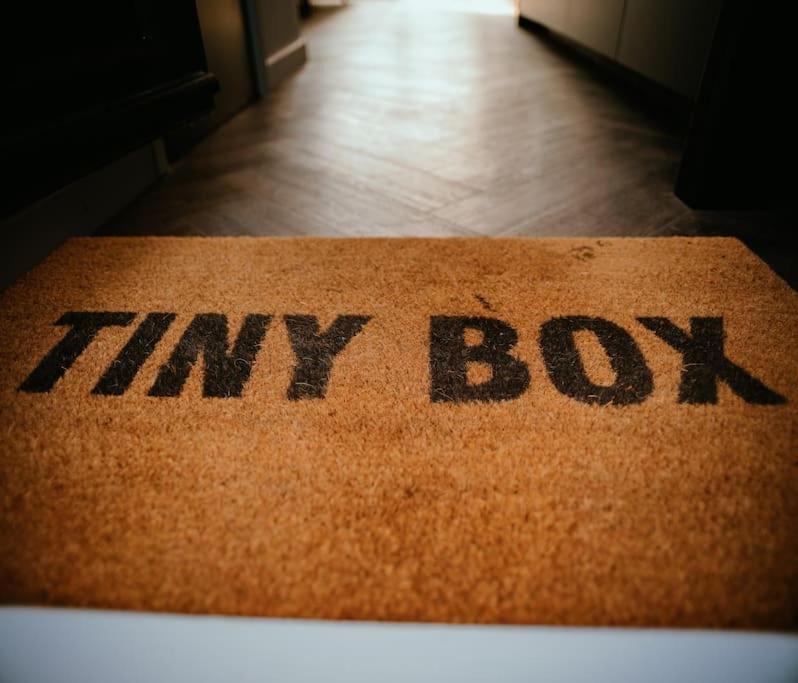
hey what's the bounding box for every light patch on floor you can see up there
[352,0,516,16]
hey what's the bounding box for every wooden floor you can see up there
[105,1,796,285]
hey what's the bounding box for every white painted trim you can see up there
[266,36,307,69]
[265,36,307,88]
[1,607,797,683]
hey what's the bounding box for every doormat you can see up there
[0,237,796,629]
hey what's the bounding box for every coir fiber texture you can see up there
[0,237,796,629]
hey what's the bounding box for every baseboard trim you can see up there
[265,37,307,88]
[517,14,547,34]
[0,143,165,292]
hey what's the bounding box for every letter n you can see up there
[148,314,271,398]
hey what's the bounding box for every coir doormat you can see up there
[0,237,796,629]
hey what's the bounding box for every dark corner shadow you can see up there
[693,211,798,292]
[302,4,349,29]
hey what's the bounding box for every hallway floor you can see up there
[105,1,796,286]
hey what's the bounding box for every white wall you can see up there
[519,0,722,98]
[617,0,722,99]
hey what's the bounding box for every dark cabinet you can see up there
[3,1,218,217]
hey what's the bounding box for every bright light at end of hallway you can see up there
[353,0,515,17]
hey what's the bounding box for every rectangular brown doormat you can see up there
[1,237,796,630]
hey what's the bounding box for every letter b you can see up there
[430,316,530,403]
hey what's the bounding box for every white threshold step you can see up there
[1,607,796,683]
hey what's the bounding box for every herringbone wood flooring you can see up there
[104,1,796,286]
